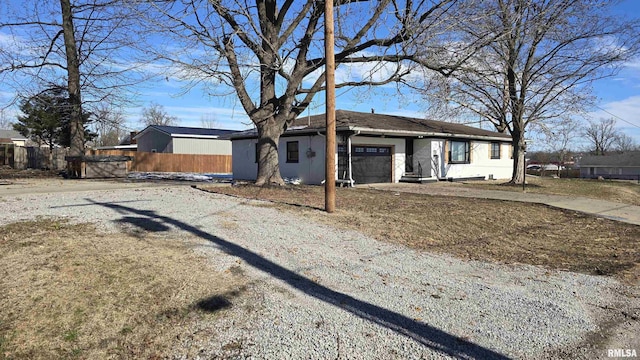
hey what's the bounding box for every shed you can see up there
[134,125,237,155]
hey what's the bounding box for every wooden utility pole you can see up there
[324,0,336,213]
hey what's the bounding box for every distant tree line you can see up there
[583,118,638,155]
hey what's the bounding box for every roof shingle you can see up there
[580,152,640,167]
[293,110,509,138]
[0,129,27,140]
[150,125,238,137]
[233,110,510,139]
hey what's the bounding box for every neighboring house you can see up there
[0,129,27,147]
[94,131,139,151]
[0,130,28,167]
[579,152,640,180]
[134,125,237,155]
[231,110,514,185]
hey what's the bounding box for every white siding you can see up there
[232,135,513,183]
[172,138,232,155]
[232,139,258,181]
[437,139,512,180]
[232,135,326,184]
[279,135,327,184]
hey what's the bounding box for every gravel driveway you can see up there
[1,183,637,359]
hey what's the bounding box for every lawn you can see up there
[0,168,60,180]
[0,219,247,359]
[202,184,640,284]
[461,177,640,206]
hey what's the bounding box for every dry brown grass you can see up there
[0,218,247,359]
[462,177,640,206]
[0,168,60,180]
[204,185,640,284]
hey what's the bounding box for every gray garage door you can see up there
[351,145,392,184]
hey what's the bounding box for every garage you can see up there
[351,145,392,184]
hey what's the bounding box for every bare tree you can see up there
[142,0,478,185]
[584,118,618,155]
[140,103,178,127]
[92,103,127,146]
[199,113,219,129]
[419,0,640,184]
[1,0,146,155]
[540,117,580,176]
[614,133,638,152]
[0,109,12,129]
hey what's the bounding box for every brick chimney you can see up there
[129,131,138,145]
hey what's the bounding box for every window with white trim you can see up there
[490,142,501,159]
[448,140,470,164]
[286,141,299,163]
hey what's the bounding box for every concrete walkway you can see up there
[367,182,640,226]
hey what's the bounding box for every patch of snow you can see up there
[127,172,233,183]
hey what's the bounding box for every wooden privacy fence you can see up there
[11,146,68,170]
[0,144,14,167]
[132,152,232,173]
[89,150,232,174]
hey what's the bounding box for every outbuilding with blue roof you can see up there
[134,125,239,155]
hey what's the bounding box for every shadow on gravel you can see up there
[116,216,171,233]
[83,198,510,359]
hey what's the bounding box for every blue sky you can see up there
[125,0,640,152]
[2,0,640,151]
[584,0,640,146]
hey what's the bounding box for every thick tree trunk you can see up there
[255,120,285,186]
[47,140,55,170]
[60,0,84,157]
[510,130,525,184]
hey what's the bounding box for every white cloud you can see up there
[0,90,16,100]
[588,96,640,125]
[0,30,61,60]
[0,32,27,55]
[616,57,640,83]
[124,104,251,130]
[301,50,419,89]
[625,59,640,69]
[586,95,640,143]
[0,32,16,46]
[166,106,250,128]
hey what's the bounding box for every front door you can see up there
[405,138,413,173]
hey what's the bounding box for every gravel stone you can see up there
[2,185,637,359]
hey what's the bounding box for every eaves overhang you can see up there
[229,126,511,142]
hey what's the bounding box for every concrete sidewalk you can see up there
[368,183,640,226]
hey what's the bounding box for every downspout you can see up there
[317,131,326,184]
[318,130,359,187]
[347,130,360,186]
[308,134,313,183]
